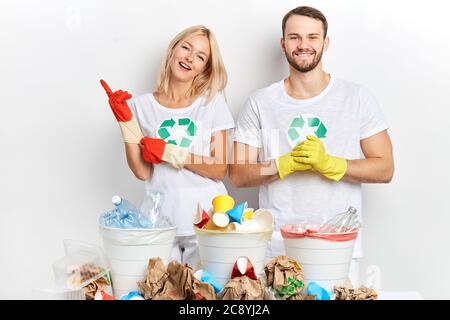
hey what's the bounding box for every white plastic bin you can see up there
[99,225,176,297]
[195,228,272,286]
[281,224,358,292]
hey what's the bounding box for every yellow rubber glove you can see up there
[291,135,347,181]
[276,151,312,180]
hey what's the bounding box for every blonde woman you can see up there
[102,25,234,269]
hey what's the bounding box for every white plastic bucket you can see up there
[99,225,176,297]
[195,228,273,286]
[282,226,357,292]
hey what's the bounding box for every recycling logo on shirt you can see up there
[157,117,198,148]
[287,113,327,147]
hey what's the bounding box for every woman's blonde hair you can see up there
[155,25,227,104]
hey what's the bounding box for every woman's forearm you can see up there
[183,153,228,180]
[183,130,230,181]
[124,143,152,181]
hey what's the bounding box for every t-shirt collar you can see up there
[280,75,335,105]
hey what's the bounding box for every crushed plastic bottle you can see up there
[317,206,360,233]
[140,191,173,228]
[99,196,151,229]
[99,209,121,228]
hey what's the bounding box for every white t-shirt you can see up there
[233,76,389,258]
[129,92,235,236]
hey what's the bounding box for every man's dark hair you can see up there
[282,6,328,38]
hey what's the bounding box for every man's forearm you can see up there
[343,158,394,184]
[229,160,279,187]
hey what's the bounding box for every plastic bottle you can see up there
[317,206,358,233]
[112,195,137,214]
[99,209,121,228]
[112,195,149,228]
[140,191,172,228]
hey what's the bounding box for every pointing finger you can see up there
[100,79,113,97]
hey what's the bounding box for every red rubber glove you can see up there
[100,79,133,122]
[140,137,166,164]
[100,79,143,144]
[140,136,189,169]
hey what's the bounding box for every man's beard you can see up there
[285,47,324,73]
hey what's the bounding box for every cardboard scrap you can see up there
[220,276,264,300]
[334,286,378,300]
[138,258,216,300]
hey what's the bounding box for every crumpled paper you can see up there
[220,276,264,300]
[83,276,110,300]
[264,286,316,300]
[334,286,378,300]
[286,293,316,300]
[264,256,304,299]
[137,258,169,299]
[159,260,216,300]
[138,258,216,300]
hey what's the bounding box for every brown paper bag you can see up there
[220,276,264,300]
[138,258,216,300]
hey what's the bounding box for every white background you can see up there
[1,0,449,299]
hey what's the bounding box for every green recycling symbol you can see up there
[157,117,198,148]
[287,113,327,147]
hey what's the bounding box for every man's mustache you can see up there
[293,49,316,55]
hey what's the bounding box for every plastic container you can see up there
[32,286,86,300]
[52,244,108,290]
[99,225,176,297]
[281,224,358,292]
[195,227,273,286]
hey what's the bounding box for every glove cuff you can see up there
[119,118,144,144]
[276,154,291,180]
[322,155,347,181]
[162,144,189,169]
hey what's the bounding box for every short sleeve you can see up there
[126,97,144,129]
[359,86,389,140]
[127,97,136,113]
[233,96,262,148]
[127,97,137,119]
[211,93,235,133]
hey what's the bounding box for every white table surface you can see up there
[377,291,423,300]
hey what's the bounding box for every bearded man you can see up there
[230,6,394,287]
